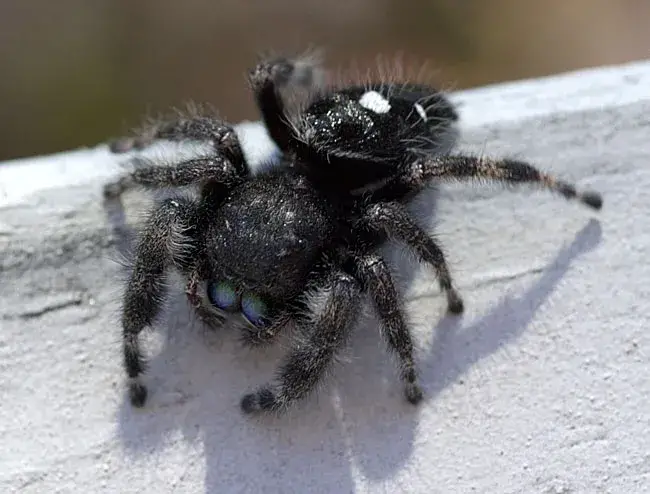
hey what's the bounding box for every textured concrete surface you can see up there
[1,59,649,493]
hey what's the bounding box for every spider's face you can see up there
[205,169,338,323]
[205,279,274,328]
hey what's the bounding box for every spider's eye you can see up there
[241,294,268,327]
[207,281,239,311]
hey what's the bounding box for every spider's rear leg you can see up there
[353,254,424,405]
[377,155,603,209]
[121,197,200,407]
[109,113,243,157]
[241,270,362,414]
[362,202,464,314]
[248,52,325,152]
[103,156,242,200]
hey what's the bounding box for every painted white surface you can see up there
[1,60,648,493]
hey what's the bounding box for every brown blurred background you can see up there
[0,0,648,162]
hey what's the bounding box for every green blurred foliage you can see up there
[0,0,647,161]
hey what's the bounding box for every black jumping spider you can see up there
[105,53,602,415]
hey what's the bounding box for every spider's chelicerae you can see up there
[105,53,602,415]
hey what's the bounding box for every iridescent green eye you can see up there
[241,294,268,326]
[207,281,239,311]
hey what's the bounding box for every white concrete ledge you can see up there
[1,60,649,493]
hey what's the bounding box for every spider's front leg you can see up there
[120,196,201,407]
[240,270,362,414]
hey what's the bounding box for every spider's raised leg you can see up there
[353,254,424,404]
[120,197,201,407]
[362,202,464,314]
[240,270,361,414]
[248,53,325,152]
[375,155,603,209]
[103,156,243,200]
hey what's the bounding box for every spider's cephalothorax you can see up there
[105,54,602,414]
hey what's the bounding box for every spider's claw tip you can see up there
[129,381,148,408]
[241,388,277,414]
[446,288,464,315]
[240,393,259,414]
[405,384,424,405]
[447,296,464,315]
[580,191,603,210]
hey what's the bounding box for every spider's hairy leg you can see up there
[247,53,325,152]
[103,156,242,200]
[121,197,200,407]
[110,111,243,157]
[240,270,361,414]
[393,155,603,209]
[363,202,463,314]
[354,254,424,405]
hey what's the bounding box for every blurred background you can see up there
[0,0,648,162]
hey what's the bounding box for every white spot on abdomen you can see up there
[414,103,427,121]
[359,91,391,114]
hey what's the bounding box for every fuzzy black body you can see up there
[106,53,602,414]
[207,169,341,303]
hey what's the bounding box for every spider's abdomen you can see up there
[294,83,458,192]
[207,169,339,301]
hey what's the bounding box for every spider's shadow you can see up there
[335,210,602,481]
[106,184,602,490]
